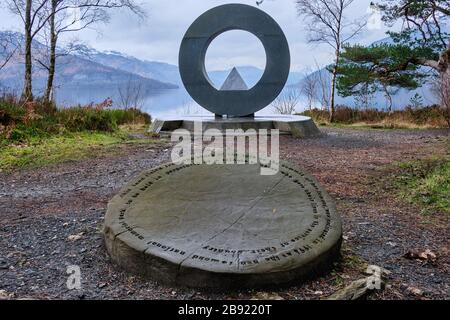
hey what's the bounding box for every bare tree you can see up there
[8,0,145,102]
[299,68,318,110]
[117,76,145,110]
[296,0,366,122]
[272,87,301,115]
[8,0,52,101]
[34,36,86,102]
[39,0,145,103]
[432,76,450,127]
[439,77,450,127]
[0,31,20,73]
[314,62,331,110]
[354,82,374,109]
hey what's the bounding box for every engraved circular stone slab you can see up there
[104,162,342,288]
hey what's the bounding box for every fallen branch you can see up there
[326,265,390,300]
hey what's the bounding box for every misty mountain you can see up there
[2,29,437,111]
[0,31,178,94]
[209,66,303,89]
[81,46,182,85]
[79,45,303,88]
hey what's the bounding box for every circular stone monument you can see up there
[104,161,342,288]
[179,3,290,117]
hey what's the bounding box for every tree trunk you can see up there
[329,49,340,123]
[383,85,393,113]
[440,69,450,127]
[387,93,393,114]
[44,1,57,104]
[22,0,33,102]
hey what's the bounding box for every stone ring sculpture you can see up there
[179,4,291,117]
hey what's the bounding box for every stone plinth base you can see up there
[150,115,322,138]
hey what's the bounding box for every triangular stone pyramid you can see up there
[220,67,248,91]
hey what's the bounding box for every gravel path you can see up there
[0,128,448,300]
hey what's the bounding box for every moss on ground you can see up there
[0,125,159,171]
[394,157,449,215]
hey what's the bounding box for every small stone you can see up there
[404,249,436,261]
[98,283,107,289]
[406,286,423,296]
[250,292,284,300]
[0,290,8,298]
[0,260,8,270]
[67,232,84,242]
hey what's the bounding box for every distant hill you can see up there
[6,30,432,110]
[78,46,303,88]
[0,31,302,94]
[209,66,303,88]
[81,46,182,85]
[0,31,178,94]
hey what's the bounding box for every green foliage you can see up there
[56,107,150,132]
[0,97,155,170]
[0,132,123,171]
[388,29,447,58]
[395,158,450,214]
[56,108,117,132]
[0,100,151,146]
[337,43,427,98]
[379,0,449,53]
[337,0,449,104]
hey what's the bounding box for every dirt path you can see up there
[0,128,448,300]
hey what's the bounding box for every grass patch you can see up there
[0,127,163,172]
[0,132,126,171]
[0,97,158,171]
[301,105,449,129]
[1,98,151,147]
[394,158,450,215]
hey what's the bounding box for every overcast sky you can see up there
[0,0,392,71]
